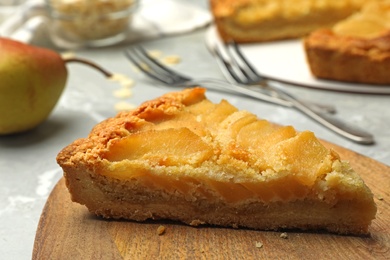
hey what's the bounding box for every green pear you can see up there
[0,38,68,135]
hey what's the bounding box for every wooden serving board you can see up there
[33,142,390,260]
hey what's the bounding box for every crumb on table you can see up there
[114,101,136,112]
[280,232,288,239]
[113,88,133,98]
[161,55,181,65]
[147,50,162,59]
[109,73,135,88]
[157,225,166,236]
[255,241,263,248]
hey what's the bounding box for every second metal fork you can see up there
[125,46,332,112]
[210,42,374,144]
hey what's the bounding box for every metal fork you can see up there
[124,46,333,113]
[210,42,374,144]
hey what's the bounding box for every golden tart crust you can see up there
[57,87,376,235]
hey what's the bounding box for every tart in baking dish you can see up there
[57,87,376,235]
[304,0,390,84]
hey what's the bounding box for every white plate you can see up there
[205,26,390,94]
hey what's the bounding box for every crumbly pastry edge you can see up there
[304,29,390,84]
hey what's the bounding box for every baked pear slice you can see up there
[57,87,376,235]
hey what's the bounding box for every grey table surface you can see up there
[1,1,390,259]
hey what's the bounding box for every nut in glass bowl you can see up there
[46,0,139,49]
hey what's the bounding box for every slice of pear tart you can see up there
[57,87,376,235]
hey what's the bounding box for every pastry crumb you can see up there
[280,232,288,239]
[190,219,205,226]
[130,63,150,73]
[110,73,135,111]
[140,63,150,71]
[148,50,162,59]
[113,88,133,98]
[161,55,181,65]
[255,241,263,248]
[157,225,166,235]
[376,195,384,201]
[109,73,135,88]
[146,49,180,65]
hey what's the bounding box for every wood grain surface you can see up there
[32,142,390,260]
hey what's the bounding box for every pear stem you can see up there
[63,57,113,78]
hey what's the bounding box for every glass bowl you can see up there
[46,0,139,49]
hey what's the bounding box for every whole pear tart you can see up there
[57,87,376,235]
[210,0,372,43]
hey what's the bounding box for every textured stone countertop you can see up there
[1,1,389,259]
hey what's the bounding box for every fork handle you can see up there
[247,85,336,114]
[189,79,330,111]
[276,89,375,144]
[185,79,374,144]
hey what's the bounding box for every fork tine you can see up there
[125,46,190,85]
[213,44,247,85]
[225,42,261,84]
[214,42,264,85]
[229,42,265,83]
[125,47,172,84]
[135,46,191,82]
[221,42,374,143]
